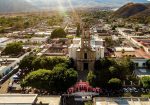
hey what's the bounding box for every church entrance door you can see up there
[83,63,88,70]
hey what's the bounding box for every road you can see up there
[0,46,40,93]
[0,79,10,93]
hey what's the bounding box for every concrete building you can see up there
[94,97,150,105]
[0,94,37,105]
[30,36,49,44]
[68,29,104,71]
[113,47,150,68]
[0,38,10,48]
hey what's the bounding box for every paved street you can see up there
[0,79,9,93]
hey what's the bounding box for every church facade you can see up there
[68,29,104,71]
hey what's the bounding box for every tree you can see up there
[115,57,132,80]
[146,59,150,69]
[67,58,75,69]
[19,55,35,70]
[32,57,42,70]
[87,71,96,87]
[19,56,68,74]
[3,42,23,56]
[89,57,134,87]
[51,28,66,39]
[108,78,122,89]
[21,64,78,92]
[141,76,150,88]
[94,60,101,71]
[21,69,52,90]
[109,66,119,78]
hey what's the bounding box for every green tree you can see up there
[21,64,78,92]
[21,69,52,90]
[87,71,96,87]
[108,78,122,89]
[32,57,42,70]
[51,28,66,39]
[19,55,35,70]
[115,57,132,80]
[94,60,101,71]
[20,56,68,72]
[3,42,23,56]
[141,76,150,88]
[109,66,119,78]
[67,58,75,69]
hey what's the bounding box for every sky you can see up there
[24,0,149,6]
[23,0,150,9]
[0,0,149,13]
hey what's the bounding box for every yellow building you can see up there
[68,28,104,71]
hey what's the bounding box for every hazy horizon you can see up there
[0,0,149,13]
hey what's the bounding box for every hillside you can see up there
[129,8,150,23]
[113,3,148,18]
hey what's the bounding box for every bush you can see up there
[108,78,122,89]
[141,76,150,88]
[51,28,66,38]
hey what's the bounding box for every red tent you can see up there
[67,80,102,94]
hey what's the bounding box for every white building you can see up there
[68,35,104,60]
[35,31,52,36]
[0,37,10,48]
[0,94,37,105]
[30,36,49,44]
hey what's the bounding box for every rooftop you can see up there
[37,96,60,105]
[113,49,150,59]
[115,47,135,52]
[0,37,9,43]
[95,97,150,105]
[135,69,150,77]
[0,94,37,104]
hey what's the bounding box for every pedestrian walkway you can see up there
[77,70,89,81]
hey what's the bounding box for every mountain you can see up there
[113,2,150,23]
[130,6,150,21]
[113,3,148,18]
[0,0,149,13]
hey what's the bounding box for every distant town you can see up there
[0,2,150,105]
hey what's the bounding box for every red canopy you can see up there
[67,80,102,94]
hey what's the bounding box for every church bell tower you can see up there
[76,28,96,71]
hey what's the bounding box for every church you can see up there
[68,28,104,71]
